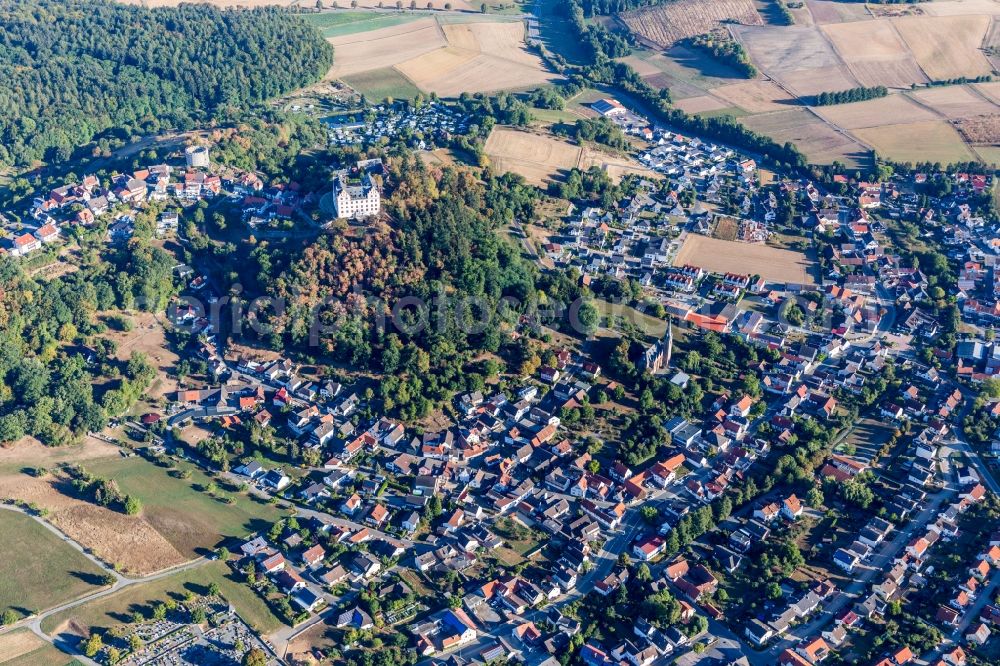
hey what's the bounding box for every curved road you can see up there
[0,504,208,663]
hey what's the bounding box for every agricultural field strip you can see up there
[619,0,763,49]
[328,16,554,96]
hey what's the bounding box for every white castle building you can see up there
[332,159,383,219]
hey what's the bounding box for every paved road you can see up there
[0,504,208,664]
[751,480,957,662]
[950,385,1000,495]
[951,438,1000,495]
[920,568,1000,664]
[0,504,128,585]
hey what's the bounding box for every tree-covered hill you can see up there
[0,0,333,167]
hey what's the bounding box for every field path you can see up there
[0,503,207,664]
[801,105,877,153]
[744,63,879,156]
[901,89,952,120]
[965,81,1000,105]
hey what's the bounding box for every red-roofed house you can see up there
[782,494,803,520]
[10,233,40,257]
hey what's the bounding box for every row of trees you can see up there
[810,86,888,106]
[0,0,332,166]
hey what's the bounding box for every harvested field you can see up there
[779,65,861,97]
[0,630,75,666]
[675,95,733,114]
[620,0,763,48]
[988,18,1000,69]
[674,234,816,284]
[733,24,860,96]
[484,127,655,186]
[974,80,1000,103]
[329,17,555,96]
[852,119,977,164]
[893,15,993,81]
[710,80,798,113]
[403,53,555,97]
[957,114,1000,144]
[822,19,929,87]
[328,18,445,78]
[740,108,870,167]
[908,85,1000,119]
[806,0,874,24]
[396,46,476,84]
[974,145,1000,163]
[0,631,45,664]
[922,0,1000,17]
[814,94,937,129]
[735,24,842,73]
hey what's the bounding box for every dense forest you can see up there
[251,156,580,419]
[0,239,173,445]
[564,0,633,60]
[0,0,332,167]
